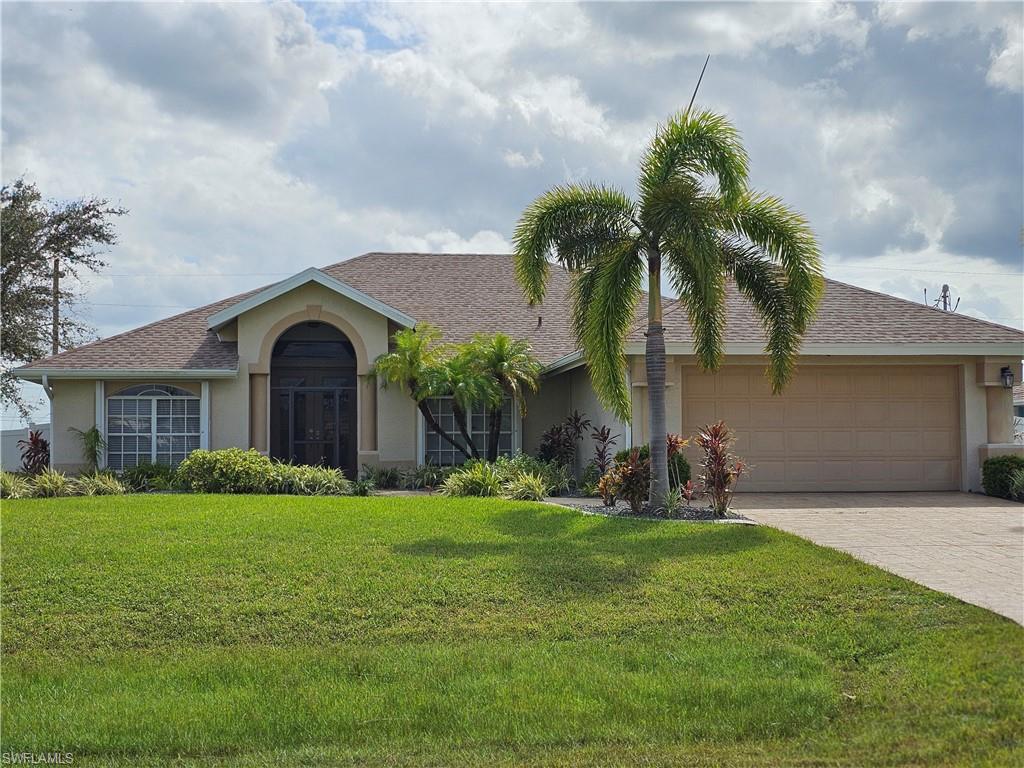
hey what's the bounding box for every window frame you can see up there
[105,385,202,469]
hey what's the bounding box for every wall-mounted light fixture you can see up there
[1000,366,1015,389]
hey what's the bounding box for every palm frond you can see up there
[663,232,726,372]
[639,109,749,210]
[728,191,824,333]
[512,183,636,304]
[719,237,801,391]
[578,240,644,421]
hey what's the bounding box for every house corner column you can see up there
[249,373,268,453]
[359,374,378,454]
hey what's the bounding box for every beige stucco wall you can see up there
[49,379,95,473]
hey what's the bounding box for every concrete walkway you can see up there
[733,492,1024,624]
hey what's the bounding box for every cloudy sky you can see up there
[2,1,1022,425]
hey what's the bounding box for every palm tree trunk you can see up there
[452,403,480,458]
[417,400,471,460]
[486,405,503,462]
[646,250,669,502]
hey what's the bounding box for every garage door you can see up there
[681,365,961,492]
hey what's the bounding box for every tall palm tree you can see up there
[470,333,543,461]
[513,108,823,501]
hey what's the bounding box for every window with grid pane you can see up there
[424,396,513,466]
[106,385,200,470]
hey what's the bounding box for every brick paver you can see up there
[734,492,1024,623]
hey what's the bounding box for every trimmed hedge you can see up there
[175,449,274,494]
[982,455,1024,500]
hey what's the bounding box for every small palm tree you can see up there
[371,324,474,460]
[426,346,502,459]
[470,333,542,461]
[514,108,823,500]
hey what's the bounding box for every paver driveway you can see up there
[734,492,1024,624]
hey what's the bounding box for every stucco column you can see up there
[249,373,268,452]
[986,386,1014,444]
[359,375,377,452]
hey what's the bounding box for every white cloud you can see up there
[502,148,544,169]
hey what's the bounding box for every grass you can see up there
[1,495,1021,766]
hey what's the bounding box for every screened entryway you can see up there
[269,322,358,476]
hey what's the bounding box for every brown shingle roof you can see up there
[18,252,1024,373]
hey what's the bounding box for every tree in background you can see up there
[514,108,822,501]
[1,178,127,418]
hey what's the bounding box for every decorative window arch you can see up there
[106,384,200,469]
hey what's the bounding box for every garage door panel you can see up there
[681,365,960,492]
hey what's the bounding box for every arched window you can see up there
[106,384,200,469]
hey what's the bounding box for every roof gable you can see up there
[206,267,416,332]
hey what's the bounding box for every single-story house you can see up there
[14,252,1024,492]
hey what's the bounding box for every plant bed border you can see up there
[549,499,755,524]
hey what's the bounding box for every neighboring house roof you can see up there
[15,252,1024,377]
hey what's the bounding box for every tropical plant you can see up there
[68,425,106,472]
[77,471,127,496]
[655,486,685,516]
[17,430,49,475]
[596,470,618,507]
[591,425,619,477]
[470,333,542,462]
[981,455,1024,500]
[694,421,746,517]
[361,464,402,490]
[1,471,31,499]
[501,472,551,501]
[440,461,503,497]
[514,108,823,501]
[427,345,501,459]
[614,438,690,489]
[31,468,76,497]
[1008,468,1024,502]
[272,463,352,496]
[680,480,701,504]
[537,422,576,468]
[350,478,376,496]
[610,448,651,515]
[120,462,176,492]
[563,410,591,455]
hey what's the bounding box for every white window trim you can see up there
[105,386,202,469]
[418,397,520,465]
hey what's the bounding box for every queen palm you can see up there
[513,108,823,501]
[470,333,543,461]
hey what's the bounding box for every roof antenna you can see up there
[685,54,711,117]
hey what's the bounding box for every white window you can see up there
[106,385,200,469]
[423,396,514,466]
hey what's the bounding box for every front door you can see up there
[271,386,357,476]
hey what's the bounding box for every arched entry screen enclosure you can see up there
[269,322,358,477]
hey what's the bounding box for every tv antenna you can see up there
[924,284,960,312]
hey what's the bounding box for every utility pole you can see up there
[52,255,59,355]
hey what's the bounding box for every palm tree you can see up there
[470,333,543,461]
[427,345,502,459]
[513,108,823,501]
[371,324,475,461]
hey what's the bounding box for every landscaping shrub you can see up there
[440,462,503,497]
[174,449,274,494]
[399,462,450,491]
[614,437,690,488]
[31,468,77,498]
[590,425,619,477]
[77,471,127,496]
[605,448,651,514]
[272,463,352,496]
[361,464,402,490]
[1010,468,1024,502]
[120,462,176,492]
[694,421,746,517]
[982,455,1024,500]
[1,471,31,499]
[17,430,49,475]
[501,471,551,501]
[350,478,376,496]
[537,423,576,467]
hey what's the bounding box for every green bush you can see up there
[614,443,690,488]
[1010,468,1024,501]
[608,449,651,514]
[502,472,551,501]
[271,463,352,496]
[361,464,402,489]
[77,471,128,496]
[31,468,78,498]
[982,455,1024,500]
[350,478,376,496]
[441,462,503,497]
[495,454,570,496]
[120,462,176,492]
[399,462,451,491]
[1,471,31,499]
[174,449,274,494]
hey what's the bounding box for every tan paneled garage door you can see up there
[681,365,961,492]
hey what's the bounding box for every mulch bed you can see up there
[554,500,754,524]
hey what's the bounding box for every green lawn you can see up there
[1,495,1020,766]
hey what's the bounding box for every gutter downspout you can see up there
[41,374,54,468]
